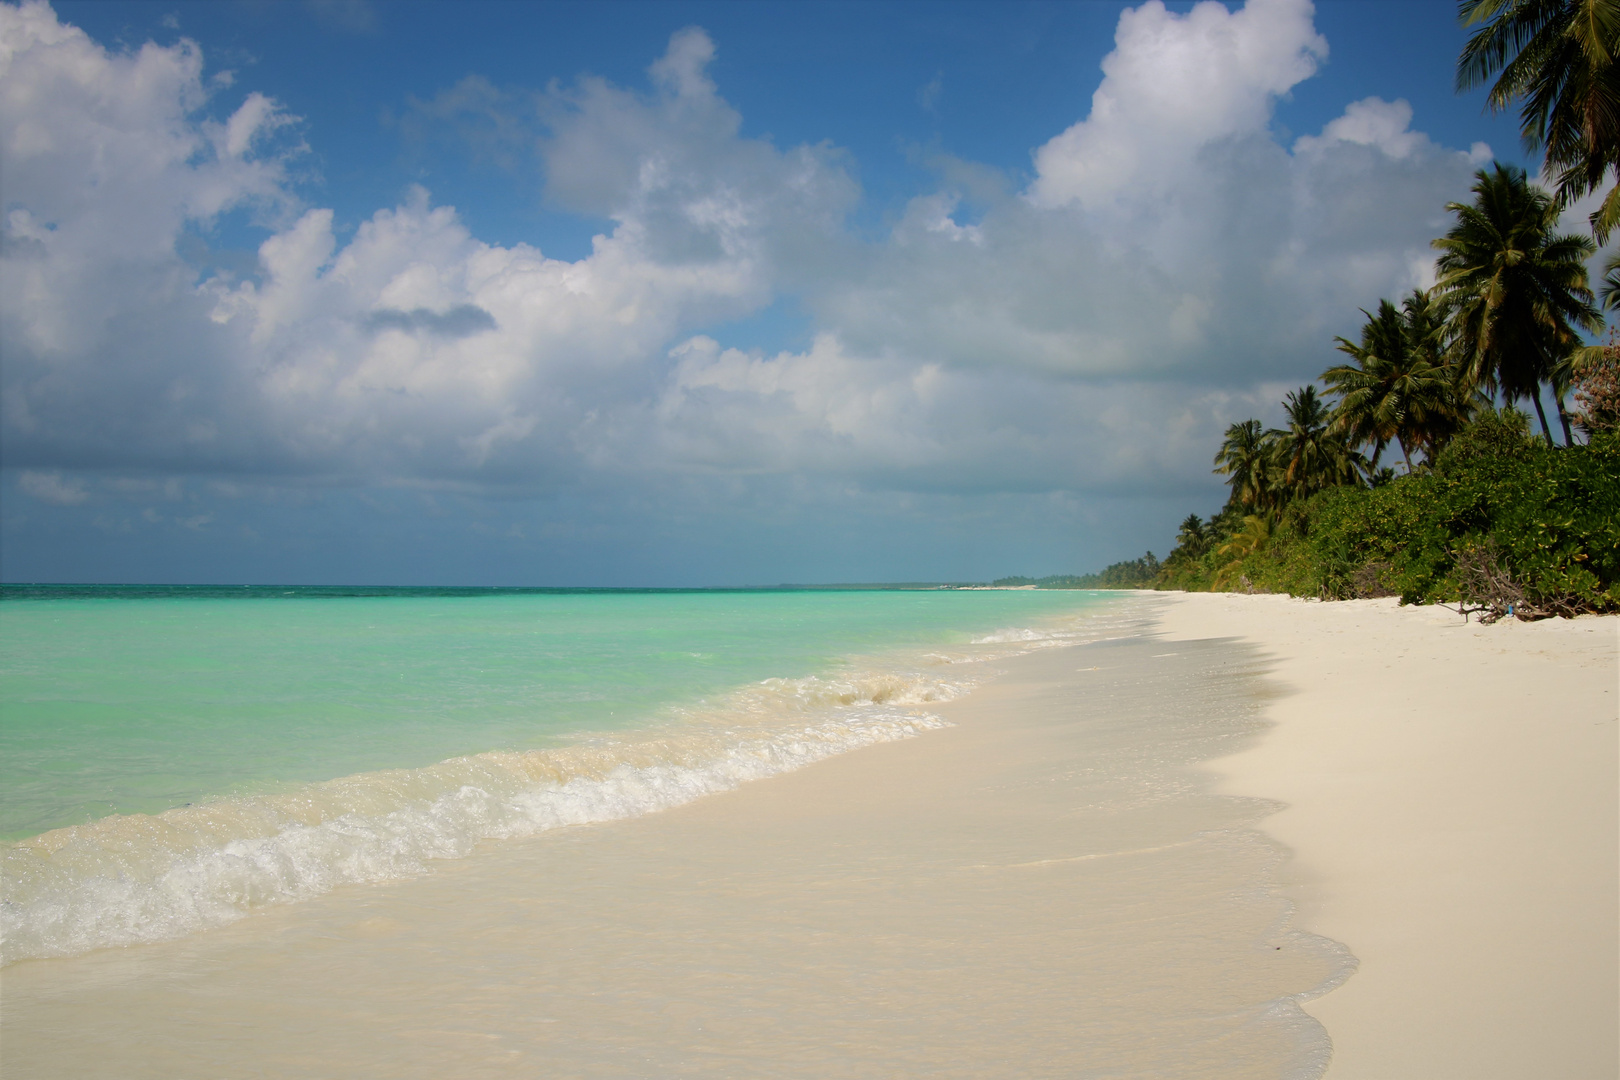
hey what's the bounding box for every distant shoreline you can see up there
[0,581,1106,597]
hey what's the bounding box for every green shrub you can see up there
[1160,427,1619,618]
[1433,406,1538,472]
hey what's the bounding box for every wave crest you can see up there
[2,675,957,964]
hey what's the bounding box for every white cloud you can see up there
[0,0,300,473]
[0,0,1504,517]
[18,469,86,504]
[1028,0,1326,211]
[3,8,854,485]
[800,0,1485,397]
[584,332,1287,497]
[536,25,856,278]
[1294,96,1422,160]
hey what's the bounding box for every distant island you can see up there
[991,555,1162,591]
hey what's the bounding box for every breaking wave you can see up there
[1,670,965,964]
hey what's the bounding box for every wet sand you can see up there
[1159,593,1618,1078]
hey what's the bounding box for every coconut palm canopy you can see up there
[1270,386,1367,498]
[1432,163,1601,442]
[1324,294,1461,471]
[1458,0,1620,240]
[1213,420,1274,513]
[1202,164,1602,530]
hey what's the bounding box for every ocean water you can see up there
[0,585,1127,964]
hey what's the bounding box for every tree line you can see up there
[1155,163,1619,616]
[1155,2,1620,618]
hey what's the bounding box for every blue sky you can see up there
[0,0,1589,585]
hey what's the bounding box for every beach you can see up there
[2,592,1615,1076]
[1158,593,1619,1077]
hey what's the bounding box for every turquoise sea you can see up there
[0,585,1127,963]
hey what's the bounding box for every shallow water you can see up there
[1,586,1125,962]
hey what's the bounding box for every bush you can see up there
[1433,406,1537,470]
[1160,424,1619,618]
[1319,440,1613,613]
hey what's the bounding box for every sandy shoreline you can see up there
[3,601,1340,1077]
[1159,593,1618,1078]
[3,594,1614,1076]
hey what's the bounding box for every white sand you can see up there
[6,595,1614,1077]
[1157,593,1618,1078]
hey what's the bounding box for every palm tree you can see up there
[1323,294,1463,472]
[1173,514,1210,561]
[1212,515,1271,591]
[1568,253,1618,376]
[1458,0,1620,241]
[1269,386,1364,500]
[1325,300,1407,469]
[1396,288,1481,460]
[1431,164,1602,445]
[1213,420,1276,513]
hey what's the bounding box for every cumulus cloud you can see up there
[0,0,304,475]
[587,332,1294,499]
[536,25,856,275]
[2,7,854,485]
[1028,0,1326,212]
[1296,96,1421,160]
[800,0,1486,402]
[362,304,498,338]
[1,0,1502,515]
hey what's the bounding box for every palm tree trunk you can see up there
[1555,391,1574,446]
[1530,391,1556,447]
[1400,439,1413,473]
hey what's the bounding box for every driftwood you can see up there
[1449,541,1524,622]
[1449,540,1590,623]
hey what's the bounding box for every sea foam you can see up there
[1,669,962,964]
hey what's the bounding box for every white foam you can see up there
[973,627,1064,644]
[1,681,953,964]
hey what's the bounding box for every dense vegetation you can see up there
[1159,412,1618,617]
[1152,165,1619,619]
